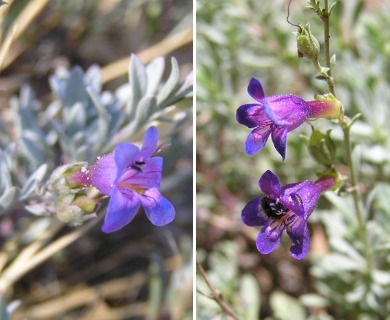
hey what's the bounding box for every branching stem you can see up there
[196,260,241,320]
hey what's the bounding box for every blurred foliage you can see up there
[197,0,390,319]
[0,0,193,319]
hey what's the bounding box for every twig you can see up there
[196,260,241,320]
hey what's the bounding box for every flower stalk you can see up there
[306,0,335,95]
[196,261,240,320]
[342,121,372,274]
[321,0,335,95]
[318,0,372,273]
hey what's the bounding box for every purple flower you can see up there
[236,78,342,159]
[89,126,175,233]
[242,170,334,259]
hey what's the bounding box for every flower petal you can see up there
[259,170,281,198]
[287,223,310,259]
[90,154,117,196]
[264,95,309,128]
[242,196,268,226]
[256,223,283,254]
[114,143,140,180]
[142,188,175,226]
[248,78,266,102]
[245,126,271,155]
[282,192,304,216]
[140,126,158,158]
[102,188,141,233]
[119,157,162,189]
[271,126,288,160]
[282,181,321,218]
[236,104,264,128]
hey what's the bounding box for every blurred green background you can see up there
[196,0,390,319]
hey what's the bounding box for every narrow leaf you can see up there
[157,57,180,105]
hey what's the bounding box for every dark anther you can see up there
[130,161,146,173]
[261,197,289,220]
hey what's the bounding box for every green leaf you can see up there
[11,85,41,136]
[127,54,148,116]
[84,64,101,92]
[330,54,336,70]
[136,96,157,124]
[63,67,88,107]
[351,0,364,26]
[348,113,362,129]
[0,187,19,214]
[20,164,48,200]
[63,102,87,135]
[162,72,193,107]
[20,133,46,168]
[238,274,260,320]
[373,269,390,286]
[270,291,306,320]
[319,253,363,272]
[329,1,339,15]
[157,57,180,105]
[300,293,329,308]
[146,57,165,96]
[86,86,110,153]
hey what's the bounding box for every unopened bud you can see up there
[55,193,96,226]
[295,23,320,60]
[48,162,89,193]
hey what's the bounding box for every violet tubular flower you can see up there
[89,126,175,233]
[242,170,334,259]
[236,78,342,159]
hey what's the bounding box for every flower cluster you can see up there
[237,78,340,259]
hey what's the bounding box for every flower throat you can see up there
[261,197,289,220]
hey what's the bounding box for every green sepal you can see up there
[307,128,336,168]
[55,193,96,225]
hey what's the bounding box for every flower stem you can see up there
[320,0,335,96]
[320,0,373,273]
[342,126,363,226]
[342,122,372,270]
[196,260,241,320]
